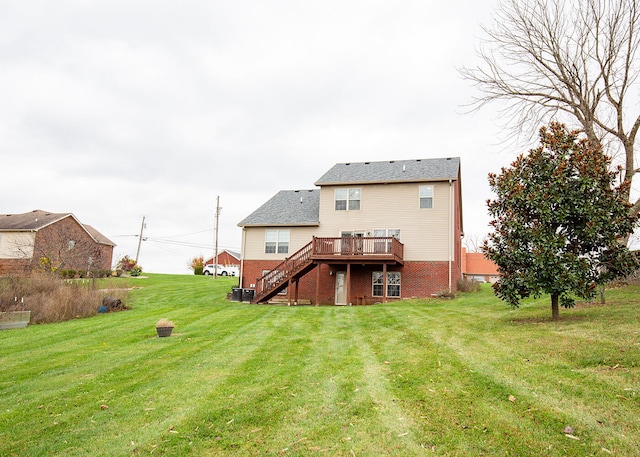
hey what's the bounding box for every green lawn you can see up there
[1,275,639,456]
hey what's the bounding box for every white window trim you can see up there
[372,271,401,297]
[419,185,434,209]
[264,229,290,254]
[335,188,361,211]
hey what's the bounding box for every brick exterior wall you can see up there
[241,260,460,305]
[204,251,240,267]
[0,259,31,276]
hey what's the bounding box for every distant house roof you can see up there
[0,210,68,231]
[83,224,116,246]
[314,157,460,186]
[224,250,241,260]
[0,210,115,246]
[238,189,320,227]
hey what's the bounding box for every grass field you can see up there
[1,274,639,456]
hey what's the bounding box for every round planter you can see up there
[156,326,173,337]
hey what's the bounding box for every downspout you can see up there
[240,228,246,288]
[448,180,453,292]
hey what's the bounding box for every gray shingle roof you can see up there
[0,210,70,231]
[0,210,115,246]
[314,157,460,185]
[238,190,320,227]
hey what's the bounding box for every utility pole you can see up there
[214,196,221,278]
[135,216,146,264]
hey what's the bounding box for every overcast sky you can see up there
[1,0,517,274]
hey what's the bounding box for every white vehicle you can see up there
[203,264,239,276]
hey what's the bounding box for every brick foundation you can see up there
[240,260,461,305]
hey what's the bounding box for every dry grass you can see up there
[0,273,130,323]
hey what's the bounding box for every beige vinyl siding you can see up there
[318,182,453,261]
[0,232,35,259]
[242,226,319,260]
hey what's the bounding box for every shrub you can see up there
[59,270,77,279]
[457,278,481,293]
[0,273,130,323]
[116,255,137,272]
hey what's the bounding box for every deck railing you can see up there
[312,236,403,260]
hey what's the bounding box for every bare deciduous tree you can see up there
[32,222,105,274]
[461,0,640,214]
[463,233,487,253]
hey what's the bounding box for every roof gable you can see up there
[314,157,460,186]
[0,210,115,246]
[238,189,320,227]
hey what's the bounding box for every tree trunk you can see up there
[551,293,560,320]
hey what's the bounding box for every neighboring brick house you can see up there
[204,250,240,268]
[462,248,499,283]
[0,210,115,276]
[238,157,463,305]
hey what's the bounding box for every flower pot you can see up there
[156,326,173,337]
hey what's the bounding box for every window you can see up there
[372,271,401,297]
[373,229,400,252]
[419,185,433,208]
[68,240,76,250]
[335,188,361,211]
[387,272,401,297]
[264,230,289,254]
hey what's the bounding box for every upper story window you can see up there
[68,240,76,250]
[265,230,289,254]
[335,188,361,211]
[419,185,433,209]
[373,229,400,240]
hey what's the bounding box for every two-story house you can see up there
[0,210,115,276]
[237,157,463,305]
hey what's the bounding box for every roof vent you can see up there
[402,165,406,172]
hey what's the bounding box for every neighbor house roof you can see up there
[0,210,115,246]
[0,210,69,231]
[83,224,116,246]
[314,157,460,186]
[238,189,320,227]
[205,249,241,263]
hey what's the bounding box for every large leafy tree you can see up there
[484,122,638,319]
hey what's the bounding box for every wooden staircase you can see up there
[252,240,316,303]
